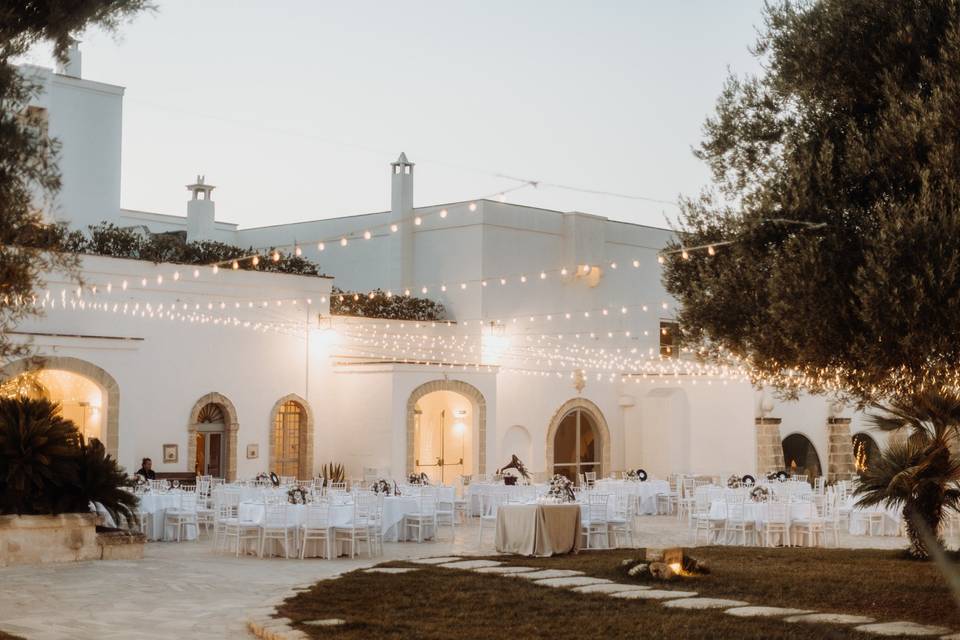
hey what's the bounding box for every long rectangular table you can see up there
[494,503,581,557]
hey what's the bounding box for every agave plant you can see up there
[69,437,139,527]
[321,462,345,485]
[0,396,81,515]
[855,391,960,559]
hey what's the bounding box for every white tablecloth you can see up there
[708,499,812,529]
[138,492,198,541]
[465,483,548,516]
[847,500,901,536]
[593,479,670,514]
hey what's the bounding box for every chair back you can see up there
[178,492,198,512]
[587,493,609,522]
[304,503,330,529]
[264,502,288,527]
[766,501,788,523]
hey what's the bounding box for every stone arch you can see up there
[545,397,611,478]
[0,355,120,459]
[188,392,240,481]
[406,379,487,475]
[782,431,822,479]
[268,393,315,480]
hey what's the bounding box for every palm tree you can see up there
[855,391,960,559]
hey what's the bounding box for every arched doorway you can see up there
[269,394,314,480]
[782,433,822,479]
[413,390,474,485]
[0,356,119,459]
[546,398,610,484]
[852,432,881,473]
[188,393,239,481]
[406,380,487,476]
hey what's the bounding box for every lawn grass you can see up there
[279,564,870,639]
[478,547,960,628]
[0,632,24,640]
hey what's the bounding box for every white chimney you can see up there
[186,175,216,242]
[56,40,82,78]
[388,153,415,291]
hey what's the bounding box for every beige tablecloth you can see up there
[494,503,581,557]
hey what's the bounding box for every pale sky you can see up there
[21,1,766,230]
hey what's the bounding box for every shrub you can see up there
[0,396,137,525]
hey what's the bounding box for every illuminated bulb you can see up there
[611,262,617,269]
[295,246,302,257]
[122,280,128,290]
[633,259,640,268]
[468,202,477,212]
[481,281,487,287]
[232,260,239,270]
[106,283,112,293]
[681,249,689,260]
[212,265,219,274]
[364,230,372,240]
[460,283,467,290]
[156,275,163,284]
[657,255,665,264]
[661,302,668,310]
[621,306,627,314]
[421,287,428,294]
[404,289,411,296]
[173,271,180,281]
[353,294,359,301]
[500,278,507,285]
[390,224,398,233]
[318,242,325,251]
[708,245,716,256]
[414,216,422,226]
[440,209,448,218]
[441,285,447,292]
[540,272,546,280]
[252,256,260,266]
[386,291,393,298]
[340,237,348,247]
[141,278,147,286]
[193,268,200,278]
[520,276,527,283]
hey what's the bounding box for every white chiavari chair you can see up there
[724,500,756,546]
[581,493,610,549]
[259,502,297,558]
[405,486,438,543]
[761,501,790,547]
[163,492,198,542]
[334,492,374,558]
[299,502,331,559]
[477,490,505,547]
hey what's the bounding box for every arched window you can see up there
[272,400,304,478]
[782,433,822,479]
[852,432,880,473]
[552,408,599,484]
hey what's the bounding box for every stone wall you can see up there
[827,417,856,482]
[755,417,783,475]
[0,513,100,568]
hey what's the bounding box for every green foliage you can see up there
[330,287,446,321]
[0,0,150,361]
[662,0,960,402]
[48,222,326,277]
[0,396,137,523]
[854,391,960,559]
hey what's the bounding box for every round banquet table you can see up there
[707,500,813,544]
[846,500,901,536]
[593,479,670,514]
[138,491,198,541]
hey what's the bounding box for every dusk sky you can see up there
[20,1,767,229]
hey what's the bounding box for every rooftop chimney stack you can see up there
[57,40,82,78]
[186,175,216,242]
[388,153,415,291]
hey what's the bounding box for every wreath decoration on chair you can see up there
[269,471,280,487]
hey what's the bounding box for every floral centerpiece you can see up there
[287,486,309,505]
[625,468,648,482]
[766,470,789,482]
[254,472,270,483]
[546,474,576,503]
[370,479,392,495]
[750,485,770,502]
[408,472,429,486]
[727,474,742,489]
[134,474,148,490]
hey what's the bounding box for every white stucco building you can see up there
[4,47,882,485]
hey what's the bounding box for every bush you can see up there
[0,396,137,526]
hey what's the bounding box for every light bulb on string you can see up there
[340,238,348,247]
[318,242,325,251]
[363,230,372,240]
[252,256,260,267]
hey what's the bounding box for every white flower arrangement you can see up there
[750,485,770,502]
[547,474,576,503]
[287,486,309,505]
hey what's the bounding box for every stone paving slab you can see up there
[510,569,584,580]
[609,589,698,600]
[303,619,346,627]
[855,622,953,637]
[473,566,538,574]
[664,597,750,610]
[408,556,462,565]
[727,606,815,618]
[572,583,652,595]
[363,567,418,574]
[439,559,502,570]
[534,576,612,588]
[785,613,874,624]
